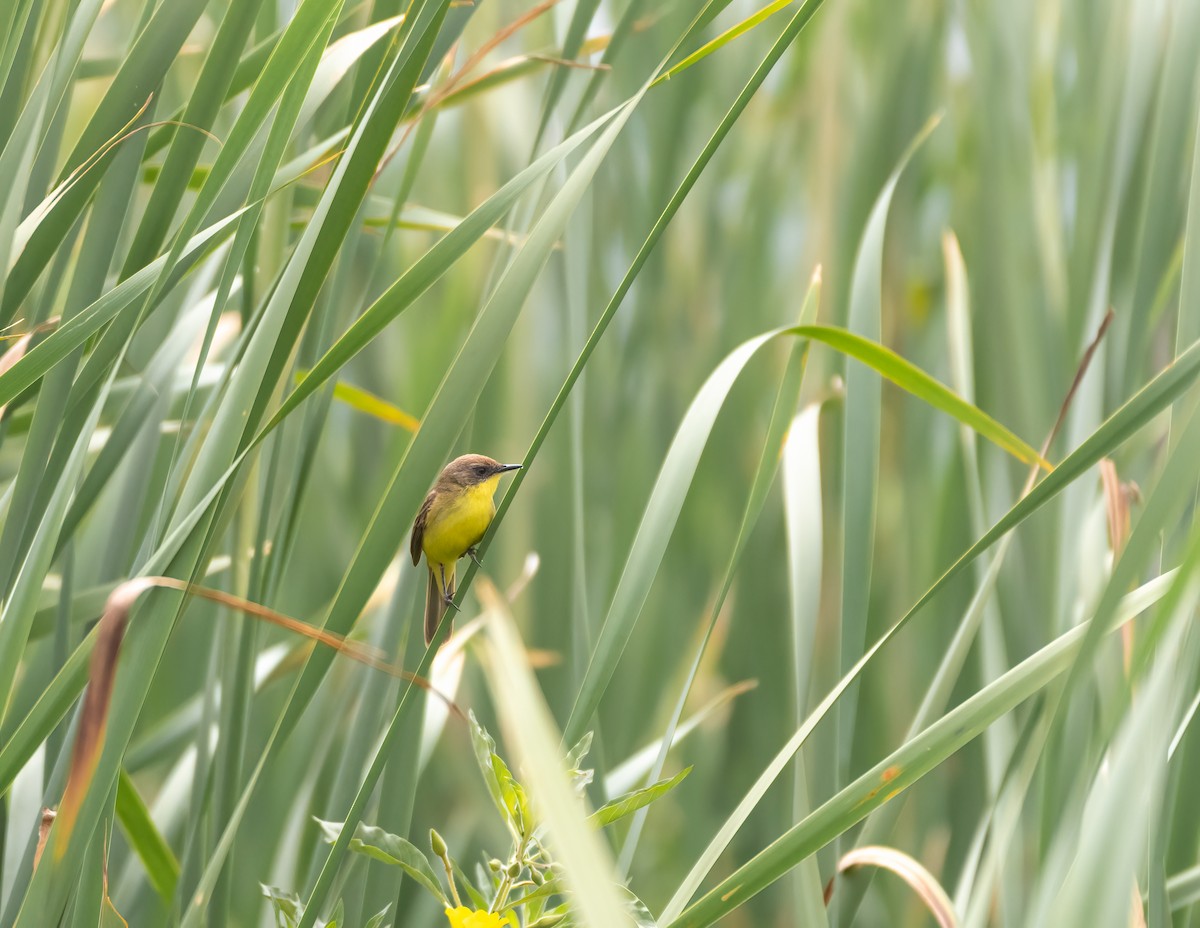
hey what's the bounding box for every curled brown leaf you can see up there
[825,845,957,928]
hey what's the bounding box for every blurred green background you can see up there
[2,0,1199,926]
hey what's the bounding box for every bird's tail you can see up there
[424,563,454,645]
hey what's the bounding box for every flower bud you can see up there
[429,829,448,859]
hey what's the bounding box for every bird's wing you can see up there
[410,488,436,565]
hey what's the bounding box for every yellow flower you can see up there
[444,906,518,928]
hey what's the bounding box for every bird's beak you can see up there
[496,463,522,473]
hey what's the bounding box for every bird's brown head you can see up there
[438,454,522,488]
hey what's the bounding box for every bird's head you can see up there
[439,454,522,488]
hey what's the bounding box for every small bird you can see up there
[410,454,522,644]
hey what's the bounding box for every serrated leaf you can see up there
[314,819,446,905]
[617,886,658,928]
[565,731,593,770]
[491,751,531,838]
[262,884,304,928]
[469,711,512,826]
[589,768,691,829]
[565,730,596,794]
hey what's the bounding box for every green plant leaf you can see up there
[261,884,304,928]
[667,566,1186,928]
[564,315,1041,751]
[281,46,664,926]
[479,580,635,928]
[491,751,532,839]
[659,320,1200,921]
[603,681,758,798]
[469,711,512,827]
[782,402,829,928]
[617,271,820,879]
[1,0,212,319]
[565,731,594,771]
[0,208,246,409]
[656,0,795,84]
[113,769,179,904]
[590,768,691,828]
[314,818,447,905]
[256,104,619,444]
[363,905,391,928]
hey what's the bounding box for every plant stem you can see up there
[491,836,530,913]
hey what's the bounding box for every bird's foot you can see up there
[466,546,483,569]
[442,591,461,612]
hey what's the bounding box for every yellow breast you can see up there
[421,476,501,566]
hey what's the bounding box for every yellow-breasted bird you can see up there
[410,454,521,644]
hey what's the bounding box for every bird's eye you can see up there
[475,465,488,476]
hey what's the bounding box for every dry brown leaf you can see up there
[825,844,957,928]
